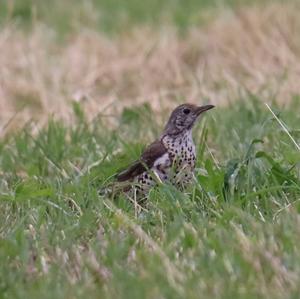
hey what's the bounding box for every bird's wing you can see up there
[116,140,167,182]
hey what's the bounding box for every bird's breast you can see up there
[135,133,196,192]
[162,132,196,170]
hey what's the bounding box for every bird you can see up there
[116,103,215,198]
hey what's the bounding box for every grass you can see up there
[1,0,300,297]
[0,0,274,35]
[2,2,300,130]
[1,97,300,298]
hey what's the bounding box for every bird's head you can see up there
[163,103,215,135]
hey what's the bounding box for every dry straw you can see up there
[0,3,300,133]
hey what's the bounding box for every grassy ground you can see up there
[1,0,300,298]
[1,98,300,299]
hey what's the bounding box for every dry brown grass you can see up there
[1,3,300,133]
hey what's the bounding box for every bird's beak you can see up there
[195,104,215,116]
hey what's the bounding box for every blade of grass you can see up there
[265,103,300,151]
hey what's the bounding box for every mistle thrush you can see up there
[116,104,215,196]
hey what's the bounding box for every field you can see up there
[1,1,300,298]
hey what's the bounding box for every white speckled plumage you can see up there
[136,130,196,193]
[116,103,214,198]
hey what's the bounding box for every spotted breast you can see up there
[116,103,214,198]
[136,130,196,193]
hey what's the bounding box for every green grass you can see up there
[1,96,300,298]
[0,0,283,35]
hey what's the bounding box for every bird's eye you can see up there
[183,108,191,115]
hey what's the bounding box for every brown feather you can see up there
[116,140,167,182]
